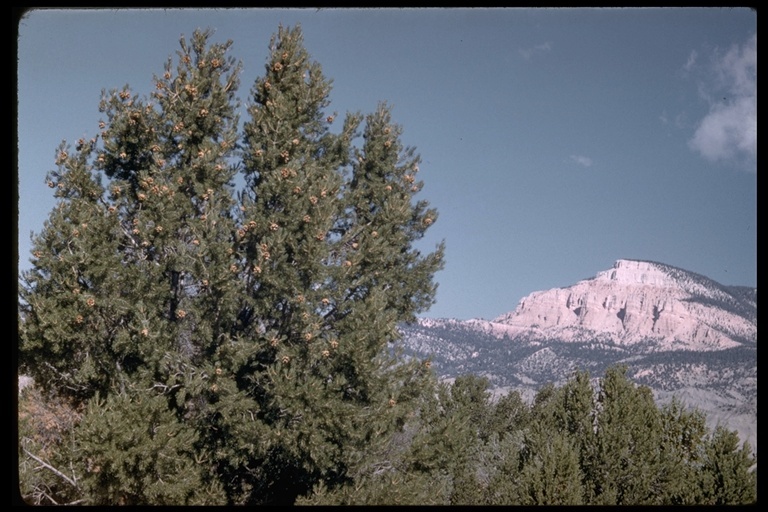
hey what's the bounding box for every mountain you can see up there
[399,259,757,453]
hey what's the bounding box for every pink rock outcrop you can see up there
[492,259,755,351]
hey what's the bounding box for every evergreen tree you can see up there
[513,424,584,505]
[561,371,598,497]
[295,372,453,506]
[698,426,757,504]
[588,365,668,505]
[71,388,226,505]
[19,25,443,505]
[486,388,531,440]
[655,397,709,504]
[499,376,588,505]
[19,137,124,400]
[20,27,244,505]
[234,25,443,504]
[445,375,493,505]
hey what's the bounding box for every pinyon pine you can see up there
[19,25,444,505]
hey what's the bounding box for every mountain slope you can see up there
[399,259,757,453]
[492,259,756,350]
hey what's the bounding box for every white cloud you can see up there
[716,34,756,97]
[689,34,756,169]
[689,96,756,163]
[570,154,593,167]
[518,41,552,60]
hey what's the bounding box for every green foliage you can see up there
[298,469,451,506]
[588,365,666,504]
[698,426,757,504]
[655,397,710,504]
[486,388,531,440]
[18,386,82,505]
[72,389,226,505]
[19,24,442,506]
[514,425,584,505]
[395,367,755,507]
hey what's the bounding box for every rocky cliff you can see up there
[399,259,757,453]
[493,259,756,351]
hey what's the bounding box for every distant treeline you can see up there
[298,365,756,505]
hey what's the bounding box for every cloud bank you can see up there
[689,34,756,169]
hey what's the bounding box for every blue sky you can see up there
[17,8,756,321]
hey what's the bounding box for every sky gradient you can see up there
[17,8,756,321]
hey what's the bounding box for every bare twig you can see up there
[22,446,80,489]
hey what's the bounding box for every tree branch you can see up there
[22,445,80,489]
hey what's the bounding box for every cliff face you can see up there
[492,259,756,351]
[399,259,757,453]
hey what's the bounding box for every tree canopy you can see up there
[19,25,443,505]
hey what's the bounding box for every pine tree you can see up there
[232,25,443,504]
[588,365,666,505]
[698,426,756,504]
[553,370,597,504]
[445,375,493,505]
[655,398,709,504]
[19,138,124,400]
[70,389,226,505]
[513,424,584,505]
[20,27,244,505]
[19,25,443,505]
[487,388,531,440]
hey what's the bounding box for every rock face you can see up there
[399,259,757,453]
[493,259,756,351]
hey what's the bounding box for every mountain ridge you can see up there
[399,259,757,453]
[489,259,756,351]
